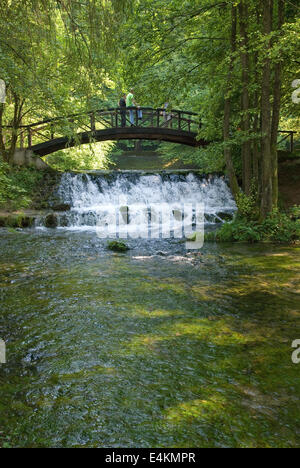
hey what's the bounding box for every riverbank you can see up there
[205,211,300,244]
[0,210,41,228]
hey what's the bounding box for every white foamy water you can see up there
[39,172,236,236]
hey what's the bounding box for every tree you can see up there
[223,5,239,200]
[119,0,299,219]
[0,0,130,164]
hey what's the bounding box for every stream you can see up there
[0,171,299,447]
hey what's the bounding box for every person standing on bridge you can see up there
[162,102,172,126]
[126,89,142,126]
[119,93,127,128]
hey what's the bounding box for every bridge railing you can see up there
[277,130,297,153]
[106,107,200,133]
[1,108,297,153]
[1,107,201,149]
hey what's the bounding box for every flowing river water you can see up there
[0,171,299,447]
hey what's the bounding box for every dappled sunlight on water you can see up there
[0,231,299,447]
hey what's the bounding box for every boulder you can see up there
[107,241,129,252]
[44,213,58,228]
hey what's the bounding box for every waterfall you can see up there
[39,172,237,236]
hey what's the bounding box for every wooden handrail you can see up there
[1,108,297,153]
[1,107,199,129]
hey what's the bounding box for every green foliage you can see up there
[261,209,300,243]
[45,142,113,171]
[160,142,225,172]
[0,0,299,203]
[119,0,300,217]
[0,0,132,168]
[0,161,43,210]
[212,219,261,243]
[208,209,300,244]
[236,184,259,220]
[289,205,300,221]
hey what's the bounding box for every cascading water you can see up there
[39,172,236,236]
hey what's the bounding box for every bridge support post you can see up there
[50,124,54,140]
[291,132,294,152]
[12,149,50,170]
[90,113,96,132]
[178,111,182,130]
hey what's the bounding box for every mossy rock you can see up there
[44,213,58,228]
[107,241,129,252]
[0,214,35,228]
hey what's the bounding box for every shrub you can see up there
[208,209,300,244]
[289,205,300,221]
[213,219,261,243]
[236,183,259,220]
[260,209,300,243]
[0,162,43,210]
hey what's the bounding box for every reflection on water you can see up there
[0,231,299,448]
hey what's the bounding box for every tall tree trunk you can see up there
[0,92,24,164]
[0,103,8,162]
[252,48,261,195]
[253,4,263,201]
[6,93,24,164]
[260,0,273,220]
[271,0,285,207]
[239,1,252,195]
[252,90,260,185]
[223,5,239,201]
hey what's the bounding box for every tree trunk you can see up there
[252,48,261,195]
[271,0,285,207]
[1,92,24,165]
[0,103,9,162]
[252,91,260,185]
[260,0,273,220]
[238,1,252,195]
[223,5,240,201]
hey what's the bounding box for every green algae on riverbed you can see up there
[0,232,299,448]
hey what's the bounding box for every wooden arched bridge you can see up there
[11,107,207,156]
[4,107,296,160]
